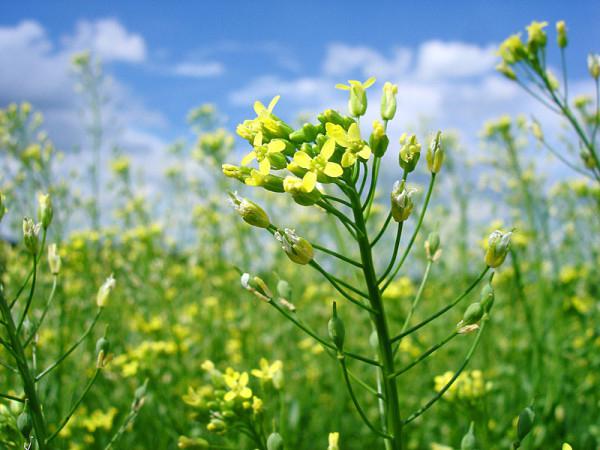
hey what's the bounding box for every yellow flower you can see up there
[497,34,526,65]
[241,132,286,175]
[526,21,548,48]
[251,358,283,388]
[223,369,253,402]
[291,138,343,191]
[252,396,263,414]
[335,77,376,117]
[325,122,371,167]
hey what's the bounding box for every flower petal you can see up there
[240,387,253,399]
[293,151,312,169]
[240,372,249,386]
[358,146,372,160]
[341,152,356,168]
[326,123,349,147]
[302,171,317,192]
[268,139,286,153]
[363,77,376,88]
[348,123,361,141]
[324,162,343,178]
[253,132,263,147]
[335,83,350,91]
[241,151,257,166]
[320,138,336,160]
[224,391,236,402]
[258,158,271,174]
[254,101,266,116]
[267,95,281,112]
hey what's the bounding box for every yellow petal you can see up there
[224,391,236,402]
[326,123,349,147]
[324,162,343,177]
[267,95,281,112]
[268,139,286,153]
[293,151,312,169]
[363,77,376,88]
[348,123,361,141]
[258,158,271,174]
[358,145,372,160]
[341,152,356,167]
[320,138,336,160]
[302,171,317,192]
[253,101,266,116]
[240,387,253,399]
[253,132,263,147]
[241,151,256,166]
[335,83,350,91]
[251,369,262,377]
[240,372,249,386]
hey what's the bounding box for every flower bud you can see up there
[47,243,61,275]
[390,180,416,222]
[556,21,567,48]
[97,274,116,308]
[580,149,597,169]
[222,164,251,182]
[381,82,398,120]
[399,133,421,173]
[96,336,110,368]
[480,283,495,313]
[461,422,477,450]
[17,410,32,438]
[328,302,345,352]
[283,176,322,206]
[267,432,284,450]
[37,193,52,229]
[178,436,210,449]
[484,230,512,268]
[517,406,535,443]
[228,191,271,228]
[335,78,375,117]
[274,229,313,265]
[369,120,389,157]
[588,54,600,79]
[22,217,40,254]
[277,279,291,300]
[317,109,354,129]
[530,120,544,141]
[496,62,517,80]
[289,122,320,143]
[526,21,548,51]
[460,302,484,327]
[245,170,285,193]
[328,432,340,450]
[426,131,444,173]
[241,273,273,301]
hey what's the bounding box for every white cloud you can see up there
[415,40,497,80]
[65,18,147,63]
[323,43,411,79]
[172,61,225,77]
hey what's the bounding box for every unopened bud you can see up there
[37,193,53,229]
[274,228,313,265]
[369,120,389,157]
[336,78,376,117]
[530,120,544,141]
[96,337,110,368]
[289,122,320,143]
[426,131,444,173]
[460,302,484,328]
[484,230,512,268]
[480,283,495,313]
[328,432,340,450]
[556,21,567,48]
[425,230,442,261]
[381,82,398,120]
[328,302,345,352]
[496,62,517,80]
[283,176,322,206]
[277,279,291,300]
[17,410,32,438]
[390,180,416,222]
[96,274,116,308]
[228,191,271,228]
[178,436,210,449]
[317,109,354,129]
[0,192,6,222]
[48,243,61,275]
[241,273,272,301]
[222,164,251,182]
[399,133,421,173]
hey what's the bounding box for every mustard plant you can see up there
[223,80,511,449]
[497,20,600,185]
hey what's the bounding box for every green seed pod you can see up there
[461,422,477,450]
[517,406,535,442]
[17,410,32,438]
[462,302,484,326]
[37,193,53,229]
[328,302,345,351]
[480,283,495,313]
[267,432,284,450]
[369,120,389,157]
[484,230,512,268]
[228,192,271,228]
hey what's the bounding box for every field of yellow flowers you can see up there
[0,20,599,450]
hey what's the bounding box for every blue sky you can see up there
[1,0,598,182]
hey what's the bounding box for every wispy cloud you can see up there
[171,61,225,78]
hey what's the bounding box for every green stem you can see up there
[311,243,363,268]
[24,275,58,348]
[378,223,403,284]
[371,211,392,248]
[389,332,457,379]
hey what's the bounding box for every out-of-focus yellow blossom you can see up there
[251,358,283,389]
[434,370,491,402]
[223,369,253,402]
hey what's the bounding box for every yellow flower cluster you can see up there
[434,370,491,402]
